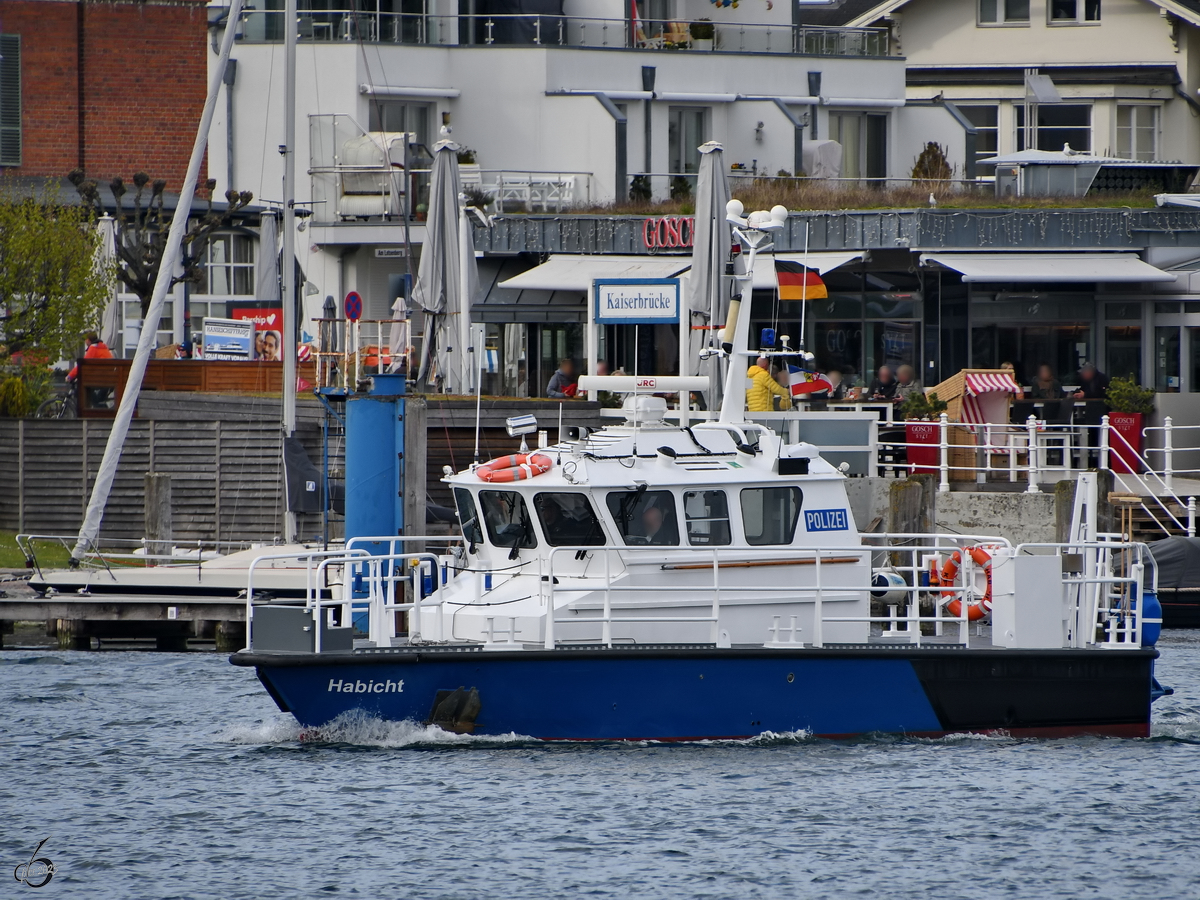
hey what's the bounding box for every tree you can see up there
[0,187,112,363]
[69,170,254,319]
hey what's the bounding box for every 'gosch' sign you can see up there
[642,216,695,250]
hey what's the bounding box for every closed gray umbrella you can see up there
[412,138,477,394]
[686,141,731,405]
[95,215,120,350]
[255,211,281,304]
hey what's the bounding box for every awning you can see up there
[920,252,1176,284]
[474,258,589,323]
[965,372,1020,396]
[498,255,690,292]
[752,251,866,289]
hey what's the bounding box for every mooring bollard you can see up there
[938,413,949,493]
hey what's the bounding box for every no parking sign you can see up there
[344,291,363,321]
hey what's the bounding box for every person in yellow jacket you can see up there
[746,356,791,412]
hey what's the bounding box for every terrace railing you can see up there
[233,8,889,57]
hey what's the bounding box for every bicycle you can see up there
[35,380,78,419]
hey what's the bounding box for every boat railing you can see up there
[245,537,463,651]
[16,533,259,581]
[533,533,1152,651]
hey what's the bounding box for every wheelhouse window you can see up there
[1049,0,1100,22]
[740,487,802,546]
[684,490,731,546]
[533,493,606,546]
[606,490,679,546]
[1116,105,1158,161]
[453,488,483,546]
[979,0,1029,23]
[480,490,538,551]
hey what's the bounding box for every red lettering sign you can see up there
[642,216,696,250]
[635,377,657,389]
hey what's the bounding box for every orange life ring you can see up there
[476,453,552,483]
[939,546,993,621]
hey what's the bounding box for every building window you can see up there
[958,105,999,176]
[1116,105,1158,161]
[979,0,1029,24]
[668,107,707,177]
[202,233,256,296]
[1049,0,1100,23]
[1016,104,1091,152]
[828,112,887,181]
[0,35,20,166]
[1156,326,1181,393]
[367,100,431,147]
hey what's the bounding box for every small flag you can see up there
[775,260,827,301]
[787,365,833,397]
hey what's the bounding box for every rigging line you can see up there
[257,41,277,202]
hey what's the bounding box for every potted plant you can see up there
[1105,375,1155,474]
[900,392,949,474]
[690,19,715,50]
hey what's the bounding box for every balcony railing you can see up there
[233,8,889,57]
[308,114,594,224]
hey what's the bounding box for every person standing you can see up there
[546,358,578,399]
[67,331,114,382]
[745,356,790,412]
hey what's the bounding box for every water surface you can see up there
[3,634,1199,899]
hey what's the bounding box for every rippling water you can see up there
[3,634,1199,899]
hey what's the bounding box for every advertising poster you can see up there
[230,305,285,361]
[202,317,254,361]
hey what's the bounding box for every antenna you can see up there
[472,343,483,465]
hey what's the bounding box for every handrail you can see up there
[233,8,889,56]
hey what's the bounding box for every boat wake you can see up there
[217,711,536,749]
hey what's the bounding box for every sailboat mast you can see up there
[281,0,298,542]
[71,0,246,562]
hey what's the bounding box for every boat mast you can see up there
[717,202,787,426]
[281,0,298,542]
[71,0,247,563]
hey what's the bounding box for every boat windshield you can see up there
[453,488,484,546]
[605,489,680,546]
[533,493,607,547]
[480,490,538,553]
[740,487,802,545]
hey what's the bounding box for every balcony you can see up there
[232,8,888,57]
[308,114,594,226]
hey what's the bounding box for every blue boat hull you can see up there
[232,646,1157,740]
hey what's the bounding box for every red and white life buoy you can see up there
[475,453,553,483]
[939,545,995,621]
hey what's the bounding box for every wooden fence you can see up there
[0,418,324,543]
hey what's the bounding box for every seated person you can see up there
[1030,364,1063,400]
[894,365,921,401]
[641,504,676,545]
[867,365,897,401]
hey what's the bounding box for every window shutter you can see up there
[0,35,21,166]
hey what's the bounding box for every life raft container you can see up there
[476,453,553,483]
[938,545,995,621]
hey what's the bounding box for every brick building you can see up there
[0,0,208,186]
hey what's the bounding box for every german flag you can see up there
[775,260,827,301]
